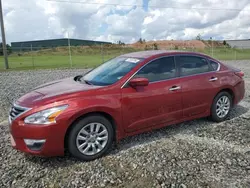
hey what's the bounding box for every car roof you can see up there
[120,50,209,59]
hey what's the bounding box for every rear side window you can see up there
[134,56,176,82]
[176,56,210,76]
[210,60,219,71]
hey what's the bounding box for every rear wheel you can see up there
[67,115,114,161]
[211,91,232,122]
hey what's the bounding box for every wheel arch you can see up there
[210,87,235,114]
[64,111,118,150]
[216,88,235,104]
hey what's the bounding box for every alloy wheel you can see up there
[216,95,230,118]
[76,123,108,156]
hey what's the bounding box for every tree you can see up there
[196,34,202,40]
[6,44,12,54]
[117,40,125,46]
[223,40,227,46]
[0,43,12,55]
[138,38,143,44]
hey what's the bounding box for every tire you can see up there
[67,115,114,161]
[211,91,232,122]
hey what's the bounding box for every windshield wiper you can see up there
[83,79,93,85]
[75,75,93,85]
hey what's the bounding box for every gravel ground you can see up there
[0,61,250,188]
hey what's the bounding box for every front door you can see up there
[121,56,182,132]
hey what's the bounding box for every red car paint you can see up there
[10,51,245,156]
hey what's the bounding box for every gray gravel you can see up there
[0,61,250,188]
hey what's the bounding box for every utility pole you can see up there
[210,37,214,57]
[31,44,34,68]
[0,0,9,69]
[101,43,104,63]
[67,32,72,68]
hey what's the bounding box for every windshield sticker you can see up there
[125,58,140,63]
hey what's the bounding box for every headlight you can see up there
[24,105,68,125]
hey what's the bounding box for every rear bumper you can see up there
[234,80,245,105]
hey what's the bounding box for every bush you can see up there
[153,43,158,50]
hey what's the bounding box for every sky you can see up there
[2,0,250,44]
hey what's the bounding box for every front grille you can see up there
[9,104,29,122]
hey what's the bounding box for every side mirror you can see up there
[129,77,149,87]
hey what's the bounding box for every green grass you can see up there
[0,55,116,70]
[0,46,134,70]
[0,47,249,70]
[199,48,250,60]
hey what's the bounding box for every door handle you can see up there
[169,86,181,91]
[209,77,218,82]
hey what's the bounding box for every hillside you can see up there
[128,40,206,50]
[128,40,227,50]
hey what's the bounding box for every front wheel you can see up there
[211,91,232,122]
[67,115,114,161]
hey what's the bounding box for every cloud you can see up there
[104,7,146,41]
[3,0,55,43]
[142,0,250,40]
[2,0,250,44]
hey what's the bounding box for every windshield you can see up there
[83,57,143,86]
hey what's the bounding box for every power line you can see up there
[46,0,249,12]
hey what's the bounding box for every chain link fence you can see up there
[1,44,250,70]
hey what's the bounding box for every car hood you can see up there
[16,77,101,107]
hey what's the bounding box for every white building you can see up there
[225,39,250,49]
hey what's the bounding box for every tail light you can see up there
[234,71,244,78]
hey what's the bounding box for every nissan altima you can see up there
[9,50,245,161]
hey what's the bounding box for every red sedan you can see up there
[9,51,245,161]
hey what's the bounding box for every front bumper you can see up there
[9,119,66,156]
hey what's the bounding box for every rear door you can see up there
[121,56,182,132]
[175,55,221,118]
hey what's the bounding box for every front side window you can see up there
[134,56,176,82]
[176,56,210,76]
[83,57,143,86]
